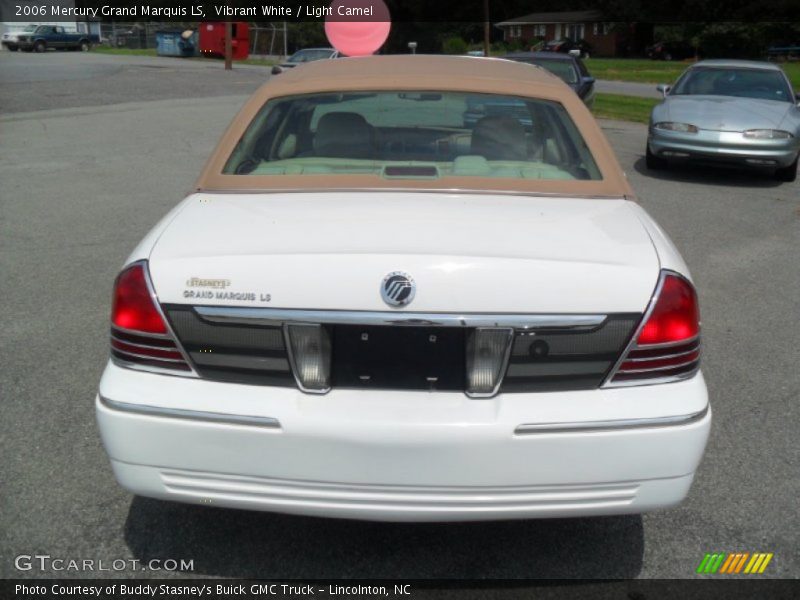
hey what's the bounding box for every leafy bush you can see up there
[442,36,468,55]
[507,38,526,51]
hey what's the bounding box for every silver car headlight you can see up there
[654,122,699,133]
[743,129,793,140]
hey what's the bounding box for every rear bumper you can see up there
[649,128,799,168]
[97,361,711,521]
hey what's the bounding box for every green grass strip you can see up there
[592,93,660,124]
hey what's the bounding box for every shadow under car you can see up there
[124,496,645,579]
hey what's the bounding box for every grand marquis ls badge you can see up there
[381,271,416,307]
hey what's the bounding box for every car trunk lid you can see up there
[148,192,659,314]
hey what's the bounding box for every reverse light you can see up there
[110,261,191,372]
[466,328,514,397]
[654,122,699,133]
[285,324,332,393]
[606,271,701,385]
[743,129,793,139]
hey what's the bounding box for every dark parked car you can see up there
[271,48,339,75]
[543,38,591,58]
[767,42,800,61]
[506,52,595,108]
[17,25,98,53]
[646,41,696,61]
[464,53,596,128]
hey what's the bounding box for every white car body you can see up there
[97,56,710,521]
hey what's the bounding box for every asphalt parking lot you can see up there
[1,51,798,581]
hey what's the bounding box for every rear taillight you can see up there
[606,271,700,385]
[110,261,192,373]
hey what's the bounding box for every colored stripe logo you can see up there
[697,552,773,574]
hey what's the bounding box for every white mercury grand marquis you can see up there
[96,56,711,521]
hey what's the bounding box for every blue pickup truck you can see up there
[16,25,99,53]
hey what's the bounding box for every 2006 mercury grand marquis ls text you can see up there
[96,56,710,521]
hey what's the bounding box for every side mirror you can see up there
[656,83,671,97]
[583,76,595,84]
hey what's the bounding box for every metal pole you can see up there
[283,21,287,58]
[483,0,490,57]
[224,21,232,69]
[269,24,275,56]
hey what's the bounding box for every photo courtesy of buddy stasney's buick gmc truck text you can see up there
[17,584,364,597]
[96,55,710,522]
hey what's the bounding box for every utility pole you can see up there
[483,0,490,57]
[224,0,232,70]
[224,20,232,70]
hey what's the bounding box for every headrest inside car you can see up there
[471,116,527,161]
[314,112,373,158]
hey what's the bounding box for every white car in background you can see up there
[270,47,339,75]
[97,56,710,522]
[1,24,37,51]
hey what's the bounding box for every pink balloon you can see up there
[325,1,391,57]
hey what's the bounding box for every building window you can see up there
[593,23,612,36]
[534,24,546,37]
[565,24,584,41]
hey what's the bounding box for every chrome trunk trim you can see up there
[99,395,281,429]
[194,306,607,330]
[514,405,709,435]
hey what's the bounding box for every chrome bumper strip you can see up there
[194,306,607,330]
[514,405,709,435]
[99,395,281,429]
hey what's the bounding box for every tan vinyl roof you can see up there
[196,55,634,198]
[275,54,567,89]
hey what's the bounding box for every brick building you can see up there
[496,10,649,57]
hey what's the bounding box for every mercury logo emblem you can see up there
[381,271,416,307]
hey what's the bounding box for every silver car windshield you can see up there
[288,49,334,63]
[671,67,793,103]
[223,91,602,181]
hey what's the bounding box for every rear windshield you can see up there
[671,67,793,102]
[223,91,602,181]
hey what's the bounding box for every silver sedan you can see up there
[647,60,800,181]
